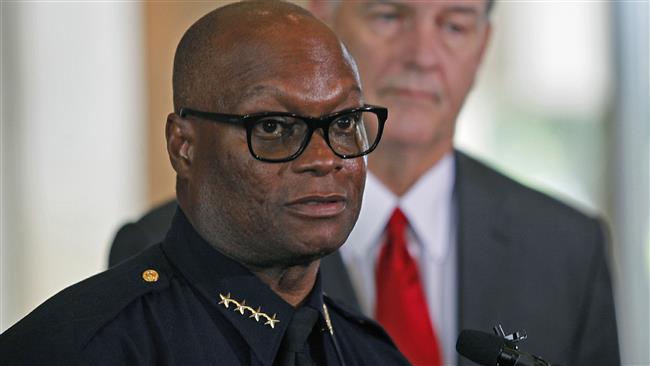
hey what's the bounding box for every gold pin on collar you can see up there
[142,269,159,282]
[322,304,334,335]
[218,293,280,329]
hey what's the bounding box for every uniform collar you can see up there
[162,210,327,366]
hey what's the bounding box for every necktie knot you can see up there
[387,208,408,238]
[274,307,319,365]
[281,306,319,352]
[384,208,412,267]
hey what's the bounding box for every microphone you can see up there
[456,329,559,366]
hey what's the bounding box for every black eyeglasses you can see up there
[179,105,387,163]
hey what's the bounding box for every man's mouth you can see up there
[285,194,347,218]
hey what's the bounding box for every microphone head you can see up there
[456,329,506,366]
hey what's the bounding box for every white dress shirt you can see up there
[340,153,458,366]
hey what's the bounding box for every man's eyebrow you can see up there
[442,6,482,17]
[361,0,405,11]
[369,0,405,4]
[362,1,482,18]
[364,0,410,10]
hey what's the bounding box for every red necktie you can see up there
[375,208,443,366]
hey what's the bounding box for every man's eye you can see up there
[365,5,407,37]
[372,11,400,23]
[440,14,481,37]
[254,118,290,137]
[445,23,466,33]
[336,117,353,130]
[261,120,280,134]
[332,114,359,132]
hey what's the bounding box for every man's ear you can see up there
[166,112,195,179]
[309,0,335,25]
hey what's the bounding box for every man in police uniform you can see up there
[109,2,620,366]
[0,2,409,365]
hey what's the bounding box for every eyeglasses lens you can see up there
[249,111,380,160]
[250,116,307,160]
[328,111,378,156]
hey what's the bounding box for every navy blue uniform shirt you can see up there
[0,210,409,366]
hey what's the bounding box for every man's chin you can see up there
[288,243,340,266]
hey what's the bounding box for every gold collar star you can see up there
[263,313,280,329]
[234,300,252,315]
[249,307,262,322]
[218,293,280,329]
[218,293,235,309]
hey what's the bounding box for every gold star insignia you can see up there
[249,307,262,322]
[235,300,248,315]
[217,293,279,329]
[264,313,280,329]
[218,293,233,309]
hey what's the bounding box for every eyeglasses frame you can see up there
[178,105,388,163]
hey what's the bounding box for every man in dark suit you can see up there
[111,1,620,365]
[1,2,410,364]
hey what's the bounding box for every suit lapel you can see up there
[454,151,518,365]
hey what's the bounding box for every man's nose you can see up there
[291,130,342,176]
[403,19,441,70]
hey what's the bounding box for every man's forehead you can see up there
[220,39,352,80]
[363,0,486,6]
[231,73,363,115]
[211,27,360,112]
[351,0,488,14]
[240,80,362,99]
[173,1,346,112]
[213,13,348,79]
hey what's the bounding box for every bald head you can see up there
[166,1,367,270]
[172,0,358,114]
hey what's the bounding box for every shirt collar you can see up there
[162,209,326,366]
[342,153,455,261]
[341,171,397,259]
[401,152,455,261]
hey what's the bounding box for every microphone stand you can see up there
[492,324,559,366]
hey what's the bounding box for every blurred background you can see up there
[1,1,648,364]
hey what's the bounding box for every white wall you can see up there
[611,2,650,365]
[1,2,147,331]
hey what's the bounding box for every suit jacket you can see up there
[109,151,620,366]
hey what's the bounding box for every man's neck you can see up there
[249,261,320,307]
[182,208,322,307]
[369,142,453,197]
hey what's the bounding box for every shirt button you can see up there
[142,269,159,282]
